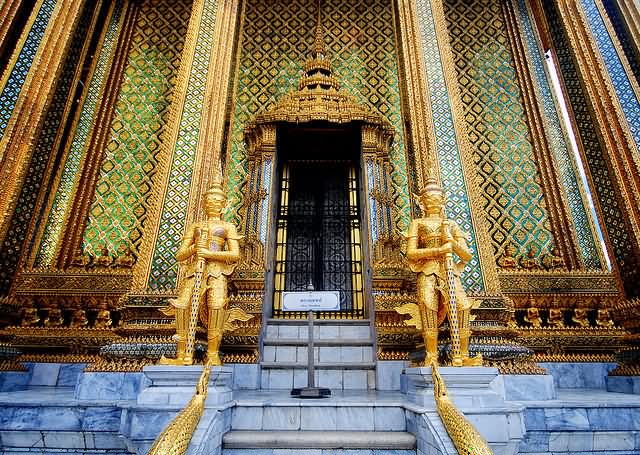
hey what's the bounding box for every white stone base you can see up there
[404,366,524,455]
[137,365,232,407]
[404,366,503,408]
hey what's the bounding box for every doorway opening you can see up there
[272,123,366,319]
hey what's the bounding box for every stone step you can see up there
[261,361,376,369]
[262,345,375,364]
[223,431,416,450]
[231,402,408,431]
[260,366,376,389]
[263,338,373,346]
[267,318,372,325]
[265,319,372,341]
[223,450,416,455]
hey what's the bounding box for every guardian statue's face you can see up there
[418,180,446,216]
[204,185,226,218]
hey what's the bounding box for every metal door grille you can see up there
[273,160,364,319]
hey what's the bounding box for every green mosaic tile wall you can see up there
[225,0,410,236]
[147,0,218,290]
[415,0,485,291]
[445,0,554,258]
[79,0,192,262]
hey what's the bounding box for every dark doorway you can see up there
[272,124,365,318]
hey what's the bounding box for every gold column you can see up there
[553,0,640,287]
[0,0,24,58]
[395,0,437,190]
[134,0,241,289]
[0,0,87,245]
[396,0,501,293]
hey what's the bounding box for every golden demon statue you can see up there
[398,177,481,367]
[160,183,251,366]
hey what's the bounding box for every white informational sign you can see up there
[282,291,340,312]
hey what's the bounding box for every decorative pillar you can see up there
[505,0,605,271]
[362,124,395,245]
[0,0,88,245]
[396,0,499,294]
[0,2,121,294]
[242,123,276,248]
[28,0,132,268]
[0,0,25,58]
[502,0,581,269]
[135,0,241,291]
[545,0,640,295]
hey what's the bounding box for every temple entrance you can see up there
[271,124,366,319]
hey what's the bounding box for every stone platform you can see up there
[1,362,640,455]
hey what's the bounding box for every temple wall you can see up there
[35,1,130,266]
[225,0,410,243]
[0,1,96,293]
[0,0,636,371]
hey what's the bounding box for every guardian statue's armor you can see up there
[160,183,250,366]
[400,177,481,366]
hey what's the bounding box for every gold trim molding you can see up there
[499,271,619,295]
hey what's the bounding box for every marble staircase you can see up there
[220,319,417,454]
[260,318,376,390]
[221,389,418,455]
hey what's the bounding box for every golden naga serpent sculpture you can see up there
[147,366,210,455]
[431,361,495,455]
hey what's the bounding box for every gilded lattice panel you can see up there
[225,0,409,234]
[35,1,125,266]
[147,0,218,290]
[444,0,554,258]
[514,0,602,269]
[0,0,56,141]
[581,0,640,150]
[415,0,484,292]
[79,0,191,264]
[0,2,92,294]
[543,0,635,281]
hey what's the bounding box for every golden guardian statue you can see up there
[398,177,481,367]
[160,183,251,366]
